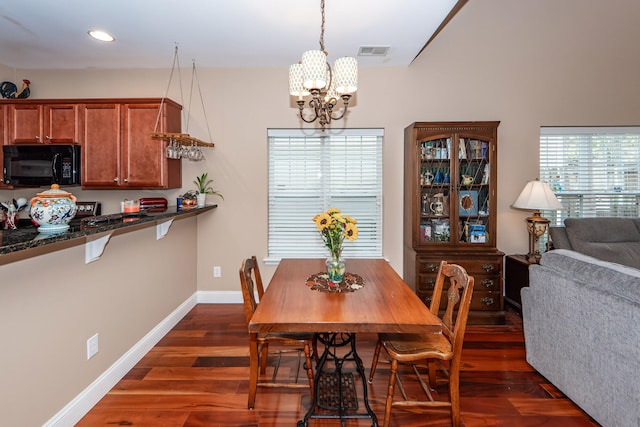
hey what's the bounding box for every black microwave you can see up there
[3,144,81,187]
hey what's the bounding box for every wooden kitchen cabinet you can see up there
[80,98,182,189]
[0,104,8,188]
[7,103,79,144]
[1,98,183,189]
[404,121,505,324]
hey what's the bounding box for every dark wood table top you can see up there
[249,258,441,334]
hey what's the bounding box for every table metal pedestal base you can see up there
[297,333,378,427]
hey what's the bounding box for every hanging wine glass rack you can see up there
[151,132,215,147]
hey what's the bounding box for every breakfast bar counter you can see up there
[0,205,216,265]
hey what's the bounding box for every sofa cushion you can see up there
[549,226,572,249]
[563,217,640,269]
[540,249,640,305]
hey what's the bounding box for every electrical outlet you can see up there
[213,266,221,278]
[87,333,99,360]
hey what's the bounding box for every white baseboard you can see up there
[44,291,243,427]
[197,290,243,304]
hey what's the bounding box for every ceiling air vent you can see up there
[357,46,390,57]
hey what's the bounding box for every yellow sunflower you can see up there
[313,213,332,231]
[344,215,357,224]
[344,222,359,241]
[326,207,342,216]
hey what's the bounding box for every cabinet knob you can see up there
[426,263,438,272]
[35,135,40,141]
[426,279,436,289]
[480,297,494,306]
[113,178,119,182]
[45,135,50,140]
[123,179,129,183]
[481,264,494,272]
[481,279,494,288]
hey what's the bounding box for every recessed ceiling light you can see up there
[88,30,115,42]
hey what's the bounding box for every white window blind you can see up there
[268,128,383,260]
[540,126,640,226]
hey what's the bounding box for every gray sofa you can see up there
[522,217,640,427]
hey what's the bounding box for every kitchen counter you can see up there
[0,205,216,265]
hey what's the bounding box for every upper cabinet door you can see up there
[8,104,41,143]
[120,101,182,189]
[44,104,79,143]
[8,103,79,144]
[81,103,121,188]
[0,104,9,188]
[121,103,166,188]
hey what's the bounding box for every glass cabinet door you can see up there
[418,137,452,243]
[416,134,494,247]
[456,136,491,245]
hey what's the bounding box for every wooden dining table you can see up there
[249,258,442,427]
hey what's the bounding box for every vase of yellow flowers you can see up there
[313,208,358,284]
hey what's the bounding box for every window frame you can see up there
[539,126,640,226]
[266,128,384,263]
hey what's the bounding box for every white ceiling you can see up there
[0,0,460,70]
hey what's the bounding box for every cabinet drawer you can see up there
[417,272,499,292]
[417,290,502,311]
[417,257,502,276]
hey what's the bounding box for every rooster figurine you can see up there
[0,79,31,99]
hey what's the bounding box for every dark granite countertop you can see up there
[0,205,216,263]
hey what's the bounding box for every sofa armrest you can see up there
[522,249,640,427]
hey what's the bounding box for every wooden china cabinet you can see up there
[404,121,505,324]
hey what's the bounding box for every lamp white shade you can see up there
[302,50,328,90]
[288,63,310,97]
[333,56,358,95]
[512,179,564,211]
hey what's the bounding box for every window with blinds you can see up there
[540,126,640,226]
[268,129,383,260]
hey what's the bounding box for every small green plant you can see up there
[193,173,223,200]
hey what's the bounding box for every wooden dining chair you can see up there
[239,256,315,409]
[368,260,475,427]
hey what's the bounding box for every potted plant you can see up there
[193,173,223,207]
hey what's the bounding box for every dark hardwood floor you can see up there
[78,304,599,426]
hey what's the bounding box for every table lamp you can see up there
[511,178,564,263]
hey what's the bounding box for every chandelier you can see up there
[288,0,358,129]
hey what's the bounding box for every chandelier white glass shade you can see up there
[511,178,564,263]
[289,0,358,129]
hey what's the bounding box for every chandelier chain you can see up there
[319,0,325,52]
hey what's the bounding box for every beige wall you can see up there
[0,217,198,426]
[1,0,640,423]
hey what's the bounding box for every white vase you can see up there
[196,193,207,207]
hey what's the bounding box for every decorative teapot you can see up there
[30,184,77,233]
[461,175,475,186]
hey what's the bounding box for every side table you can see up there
[504,254,535,313]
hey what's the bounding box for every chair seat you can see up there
[379,332,453,361]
